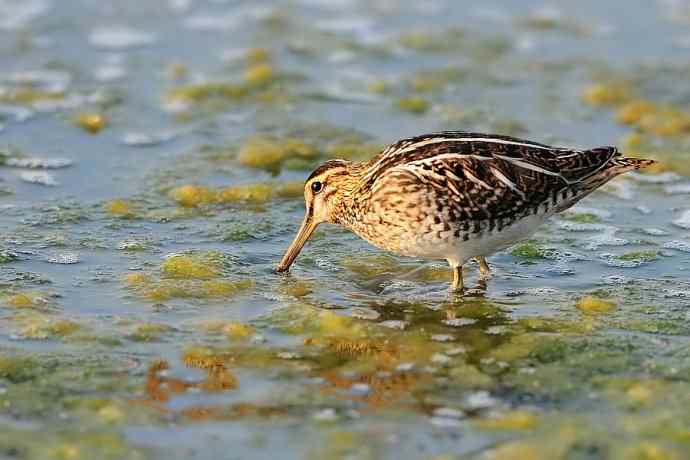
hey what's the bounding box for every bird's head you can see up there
[276,159,356,272]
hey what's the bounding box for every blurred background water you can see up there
[1,1,690,459]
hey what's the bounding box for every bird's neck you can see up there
[326,163,368,227]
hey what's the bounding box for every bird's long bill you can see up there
[276,211,317,272]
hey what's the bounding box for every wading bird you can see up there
[276,132,654,292]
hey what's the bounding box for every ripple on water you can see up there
[672,210,690,229]
[663,240,690,253]
[121,131,177,147]
[47,252,80,264]
[88,27,157,50]
[0,0,52,30]
[628,171,682,184]
[19,171,58,186]
[5,157,72,169]
[585,227,628,250]
[0,105,33,124]
[664,182,690,195]
[641,228,669,236]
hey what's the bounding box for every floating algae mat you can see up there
[1,0,690,459]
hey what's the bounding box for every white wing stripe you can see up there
[364,136,563,181]
[490,166,526,199]
[493,155,566,180]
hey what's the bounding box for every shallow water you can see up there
[2,0,690,459]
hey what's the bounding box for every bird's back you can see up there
[350,132,654,258]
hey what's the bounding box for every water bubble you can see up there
[442,318,477,327]
[431,334,455,342]
[663,241,690,253]
[463,391,498,410]
[350,383,371,395]
[431,353,452,364]
[47,252,80,264]
[379,320,408,330]
[312,408,338,422]
[6,157,72,169]
[122,132,177,147]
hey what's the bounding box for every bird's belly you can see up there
[360,213,548,264]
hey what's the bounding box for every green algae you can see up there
[510,242,547,261]
[0,250,18,263]
[615,250,659,262]
[561,211,602,223]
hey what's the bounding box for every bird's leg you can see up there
[475,256,490,277]
[451,265,464,292]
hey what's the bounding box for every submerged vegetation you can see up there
[1,0,690,459]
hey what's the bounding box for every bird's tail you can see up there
[585,156,656,184]
[610,157,657,173]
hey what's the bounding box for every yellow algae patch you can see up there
[237,136,319,170]
[169,183,283,207]
[74,113,107,134]
[626,382,655,404]
[20,319,81,339]
[237,137,286,168]
[166,62,188,80]
[169,185,217,207]
[130,323,172,341]
[245,47,271,64]
[395,97,430,114]
[134,323,171,335]
[52,444,81,460]
[487,334,541,363]
[341,254,401,278]
[617,100,658,125]
[483,441,543,460]
[581,83,630,107]
[162,255,219,279]
[104,199,133,216]
[367,80,388,94]
[577,296,616,314]
[276,181,304,198]
[622,132,645,149]
[98,403,125,423]
[5,292,47,308]
[129,279,253,302]
[326,142,382,161]
[244,63,275,87]
[218,183,273,203]
[318,311,353,335]
[624,443,683,460]
[166,82,248,104]
[123,273,151,285]
[203,279,254,297]
[0,88,65,105]
[475,410,539,430]
[282,280,313,298]
[223,321,254,339]
[182,346,227,369]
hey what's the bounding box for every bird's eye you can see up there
[311,181,323,194]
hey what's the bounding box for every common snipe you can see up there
[276,132,655,292]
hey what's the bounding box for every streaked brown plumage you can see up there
[276,131,655,292]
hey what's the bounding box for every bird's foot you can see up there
[475,256,491,277]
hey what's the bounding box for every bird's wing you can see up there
[362,131,618,189]
[367,136,619,229]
